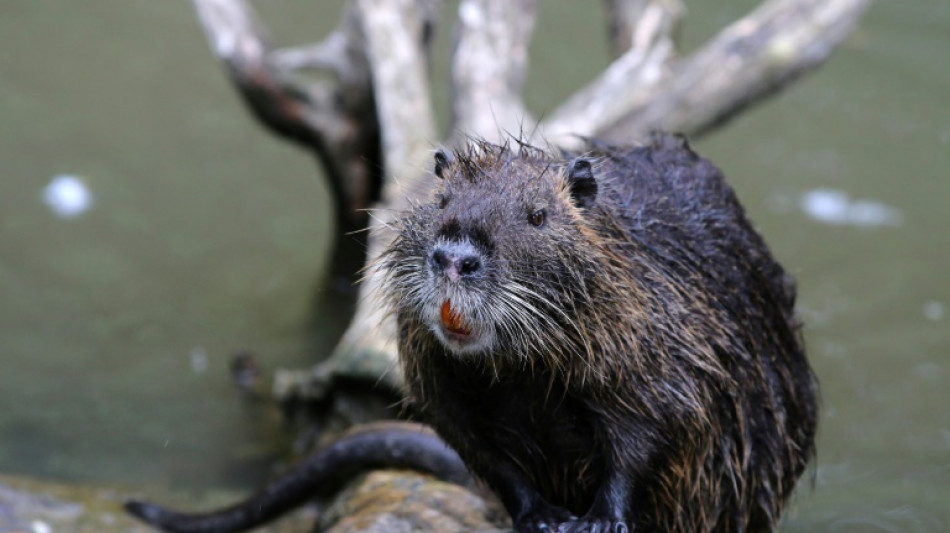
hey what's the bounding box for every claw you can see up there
[556,519,630,533]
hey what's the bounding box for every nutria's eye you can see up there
[437,194,450,209]
[528,209,546,227]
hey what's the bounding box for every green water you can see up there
[1,1,947,530]
[0,1,345,491]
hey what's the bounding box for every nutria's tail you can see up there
[124,422,471,533]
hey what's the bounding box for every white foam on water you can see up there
[800,188,902,227]
[42,174,93,218]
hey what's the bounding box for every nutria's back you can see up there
[382,133,817,533]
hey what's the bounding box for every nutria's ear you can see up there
[434,149,454,179]
[567,158,597,209]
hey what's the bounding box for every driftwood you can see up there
[188,0,872,396]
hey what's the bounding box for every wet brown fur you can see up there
[382,133,818,532]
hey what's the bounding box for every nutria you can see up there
[125,133,817,533]
[381,133,817,533]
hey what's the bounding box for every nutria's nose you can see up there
[429,243,482,282]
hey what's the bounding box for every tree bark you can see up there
[450,0,538,143]
[539,0,872,148]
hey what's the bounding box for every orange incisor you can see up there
[441,299,472,335]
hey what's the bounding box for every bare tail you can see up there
[124,422,470,533]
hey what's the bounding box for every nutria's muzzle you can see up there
[428,240,483,283]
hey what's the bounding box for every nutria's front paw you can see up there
[513,502,575,533]
[557,518,630,533]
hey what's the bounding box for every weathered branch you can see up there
[270,37,349,75]
[191,0,332,147]
[604,0,684,59]
[541,0,872,147]
[356,0,438,193]
[191,0,381,225]
[450,0,538,143]
[534,0,681,148]
[190,0,384,371]
[324,0,439,379]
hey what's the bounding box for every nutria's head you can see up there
[382,142,606,361]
